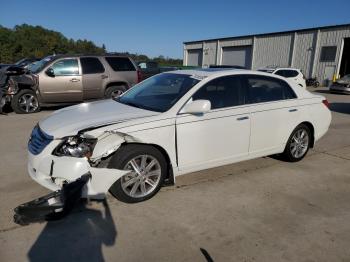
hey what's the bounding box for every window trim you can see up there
[320,46,337,62]
[49,58,80,76]
[104,56,136,72]
[190,75,247,111]
[80,57,105,74]
[242,74,297,105]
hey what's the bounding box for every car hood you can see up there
[39,99,159,138]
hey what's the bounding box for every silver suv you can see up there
[10,54,141,113]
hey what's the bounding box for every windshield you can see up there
[116,73,200,112]
[28,56,55,73]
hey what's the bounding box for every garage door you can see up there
[187,49,203,66]
[222,46,252,68]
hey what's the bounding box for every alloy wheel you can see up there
[18,94,38,113]
[121,155,161,198]
[290,129,309,158]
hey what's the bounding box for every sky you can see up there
[1,0,350,59]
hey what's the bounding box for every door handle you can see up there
[70,78,80,82]
[101,74,108,79]
[289,109,298,112]
[237,116,249,121]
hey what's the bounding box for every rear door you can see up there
[104,57,138,87]
[243,75,301,156]
[80,57,107,100]
[39,58,82,102]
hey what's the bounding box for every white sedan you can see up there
[27,69,331,203]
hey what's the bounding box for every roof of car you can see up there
[46,54,132,60]
[168,68,244,78]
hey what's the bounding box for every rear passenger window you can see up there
[284,70,299,78]
[245,75,296,103]
[192,76,245,109]
[80,57,105,74]
[105,57,136,71]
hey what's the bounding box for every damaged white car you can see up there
[27,69,331,203]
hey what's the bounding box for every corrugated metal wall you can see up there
[314,28,350,82]
[292,31,316,78]
[253,33,293,69]
[202,41,217,67]
[184,25,350,83]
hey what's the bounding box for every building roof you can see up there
[183,23,350,44]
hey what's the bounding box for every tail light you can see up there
[137,69,143,83]
[322,99,330,108]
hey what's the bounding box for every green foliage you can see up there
[0,24,183,66]
[0,24,105,63]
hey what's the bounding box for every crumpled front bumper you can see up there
[28,140,128,199]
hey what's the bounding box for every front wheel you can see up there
[108,145,167,203]
[11,89,40,114]
[282,124,311,162]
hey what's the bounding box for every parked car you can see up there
[15,57,41,68]
[27,69,331,203]
[258,67,306,88]
[0,58,40,71]
[137,61,178,79]
[209,65,246,69]
[329,74,350,94]
[6,54,141,114]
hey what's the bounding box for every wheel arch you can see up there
[104,81,129,93]
[110,142,175,185]
[297,121,315,148]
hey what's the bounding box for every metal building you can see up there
[183,23,350,84]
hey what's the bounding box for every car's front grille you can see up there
[28,125,53,155]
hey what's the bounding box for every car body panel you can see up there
[37,57,83,102]
[28,69,331,198]
[39,99,159,138]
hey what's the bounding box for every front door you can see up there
[176,75,250,173]
[39,58,82,102]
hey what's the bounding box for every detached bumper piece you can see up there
[14,173,91,225]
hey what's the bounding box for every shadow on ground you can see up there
[27,199,117,262]
[329,102,350,115]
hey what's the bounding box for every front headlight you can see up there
[53,135,97,158]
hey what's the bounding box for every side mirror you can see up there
[180,100,211,115]
[45,67,55,77]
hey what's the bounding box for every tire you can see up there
[282,124,311,162]
[11,89,40,114]
[104,85,126,99]
[108,144,167,203]
[314,81,320,88]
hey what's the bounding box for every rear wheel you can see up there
[108,145,167,203]
[104,85,126,99]
[11,89,40,114]
[282,124,311,162]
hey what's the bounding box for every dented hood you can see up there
[39,99,158,138]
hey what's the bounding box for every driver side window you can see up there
[192,76,245,109]
[51,59,79,76]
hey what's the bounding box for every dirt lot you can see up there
[0,87,350,262]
